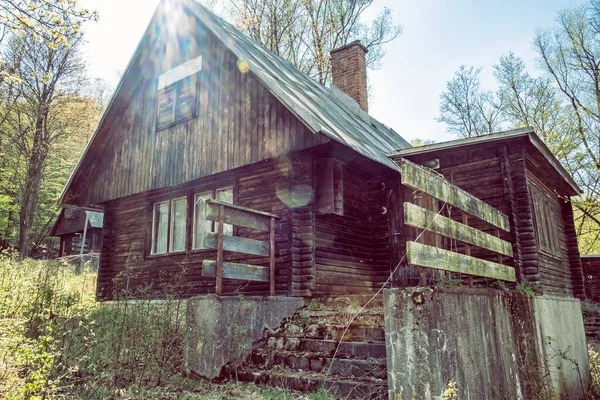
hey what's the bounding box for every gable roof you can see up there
[184,0,410,168]
[59,0,409,206]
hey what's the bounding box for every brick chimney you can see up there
[330,40,369,112]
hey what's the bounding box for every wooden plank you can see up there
[204,232,269,256]
[270,217,276,296]
[404,203,513,257]
[202,260,269,282]
[462,211,473,288]
[206,201,273,231]
[407,241,516,282]
[399,158,510,231]
[215,205,224,295]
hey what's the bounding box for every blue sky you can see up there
[80,0,582,143]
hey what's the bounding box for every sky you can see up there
[79,0,583,144]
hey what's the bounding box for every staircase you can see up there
[223,295,388,399]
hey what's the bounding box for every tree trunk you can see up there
[18,117,45,257]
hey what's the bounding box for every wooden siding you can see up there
[313,160,390,295]
[96,158,293,300]
[582,255,600,301]
[68,10,326,207]
[403,140,581,297]
[527,173,573,296]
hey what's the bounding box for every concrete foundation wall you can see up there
[185,295,304,379]
[384,288,590,400]
[532,295,590,399]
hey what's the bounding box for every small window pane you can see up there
[193,192,213,249]
[157,87,175,129]
[170,198,187,252]
[216,187,234,236]
[152,201,170,254]
[175,76,197,121]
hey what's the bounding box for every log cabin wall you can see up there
[312,154,392,295]
[582,255,600,301]
[525,172,573,296]
[67,8,327,207]
[404,145,516,271]
[96,158,294,300]
[403,140,580,297]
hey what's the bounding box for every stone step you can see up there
[265,336,386,359]
[278,323,386,342]
[300,339,387,359]
[313,294,384,310]
[233,367,388,399]
[252,350,387,379]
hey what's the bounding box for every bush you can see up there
[0,252,186,399]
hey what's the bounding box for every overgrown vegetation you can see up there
[0,252,324,399]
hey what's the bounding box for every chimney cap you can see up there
[330,40,368,55]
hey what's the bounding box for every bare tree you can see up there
[229,0,402,84]
[437,65,505,137]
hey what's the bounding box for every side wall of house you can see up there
[313,161,390,295]
[404,141,579,297]
[97,158,293,300]
[68,6,327,207]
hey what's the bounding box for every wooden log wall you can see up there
[313,160,390,295]
[404,142,579,297]
[96,158,293,300]
[527,174,573,296]
[290,151,316,297]
[582,255,600,302]
[67,9,327,207]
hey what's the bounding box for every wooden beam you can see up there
[215,205,224,295]
[400,159,510,231]
[204,232,269,256]
[407,241,516,282]
[462,211,473,288]
[202,260,269,282]
[206,202,271,232]
[269,217,276,296]
[404,202,513,257]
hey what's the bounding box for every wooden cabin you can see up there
[50,208,104,264]
[58,0,584,301]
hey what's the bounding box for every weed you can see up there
[515,280,536,296]
[307,387,334,400]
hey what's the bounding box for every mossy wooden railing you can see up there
[399,158,516,285]
[201,200,279,296]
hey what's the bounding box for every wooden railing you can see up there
[201,200,279,296]
[399,159,516,285]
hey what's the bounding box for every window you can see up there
[151,197,188,255]
[193,187,234,250]
[156,75,198,131]
[530,183,561,257]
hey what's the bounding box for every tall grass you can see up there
[0,251,186,399]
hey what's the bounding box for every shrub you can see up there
[0,252,186,399]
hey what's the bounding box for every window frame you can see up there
[529,181,562,259]
[191,186,234,252]
[149,197,189,256]
[156,74,199,132]
[146,182,237,258]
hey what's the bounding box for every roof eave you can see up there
[58,2,164,207]
[388,127,582,196]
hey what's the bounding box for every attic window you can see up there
[156,55,203,131]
